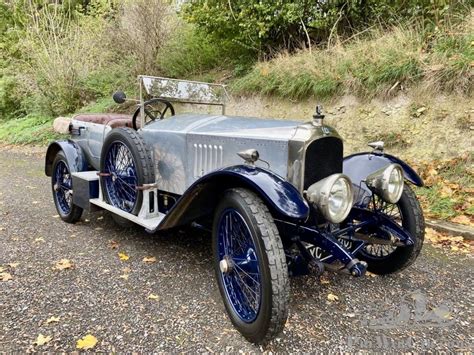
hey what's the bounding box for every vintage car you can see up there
[45,76,425,344]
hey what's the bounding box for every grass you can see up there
[232,20,473,99]
[413,153,474,221]
[0,115,66,145]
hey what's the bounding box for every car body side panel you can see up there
[141,113,299,195]
[154,165,310,231]
[45,140,88,176]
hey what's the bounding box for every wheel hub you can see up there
[219,256,234,274]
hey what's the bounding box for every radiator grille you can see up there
[193,143,223,177]
[304,137,343,189]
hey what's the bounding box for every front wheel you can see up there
[356,185,425,274]
[212,188,289,344]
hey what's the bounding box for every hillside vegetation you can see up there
[0,0,472,223]
[1,0,472,123]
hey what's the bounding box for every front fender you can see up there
[343,152,423,187]
[343,152,423,206]
[45,140,87,176]
[156,165,310,231]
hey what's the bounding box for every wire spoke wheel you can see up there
[362,195,402,258]
[50,151,83,223]
[217,209,262,323]
[355,185,425,274]
[52,160,73,215]
[212,188,289,344]
[103,142,139,213]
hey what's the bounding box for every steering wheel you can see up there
[132,98,175,130]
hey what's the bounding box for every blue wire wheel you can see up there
[100,128,155,219]
[50,151,83,223]
[103,141,139,213]
[216,208,262,323]
[52,160,73,215]
[212,189,289,344]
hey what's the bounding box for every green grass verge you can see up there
[232,24,473,99]
[0,115,66,145]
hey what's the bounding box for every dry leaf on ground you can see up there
[76,334,98,350]
[34,237,45,243]
[425,228,472,254]
[0,272,13,281]
[46,316,60,324]
[148,294,159,300]
[327,293,339,302]
[54,259,74,270]
[143,256,157,263]
[118,252,130,261]
[34,334,52,346]
[450,215,472,226]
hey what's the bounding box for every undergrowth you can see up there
[232,21,473,100]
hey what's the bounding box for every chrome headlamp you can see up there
[305,174,354,223]
[365,164,404,204]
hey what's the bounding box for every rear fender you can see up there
[343,152,423,205]
[45,140,87,176]
[156,165,310,231]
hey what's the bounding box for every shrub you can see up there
[158,24,253,80]
[182,0,471,57]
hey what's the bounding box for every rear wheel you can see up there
[100,128,154,217]
[51,151,83,223]
[356,185,425,274]
[212,188,289,344]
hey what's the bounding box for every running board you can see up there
[90,198,165,230]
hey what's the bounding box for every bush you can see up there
[15,2,114,116]
[182,0,471,57]
[158,24,253,80]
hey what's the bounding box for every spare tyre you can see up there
[100,127,155,216]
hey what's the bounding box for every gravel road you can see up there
[0,147,472,352]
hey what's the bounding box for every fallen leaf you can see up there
[327,293,339,302]
[118,252,129,261]
[0,272,13,281]
[148,294,159,300]
[366,271,377,278]
[54,259,73,270]
[35,237,45,243]
[119,274,129,280]
[34,334,52,346]
[451,215,472,226]
[46,316,60,324]
[76,334,98,350]
[319,276,330,285]
[143,256,157,263]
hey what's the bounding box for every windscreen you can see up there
[140,76,227,106]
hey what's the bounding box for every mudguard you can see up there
[45,140,87,176]
[343,152,423,187]
[155,165,310,231]
[343,152,423,205]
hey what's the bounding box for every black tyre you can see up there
[212,188,290,344]
[51,151,83,223]
[100,127,154,216]
[357,185,425,274]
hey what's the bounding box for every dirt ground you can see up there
[0,148,473,352]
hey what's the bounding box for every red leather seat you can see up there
[73,114,134,128]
